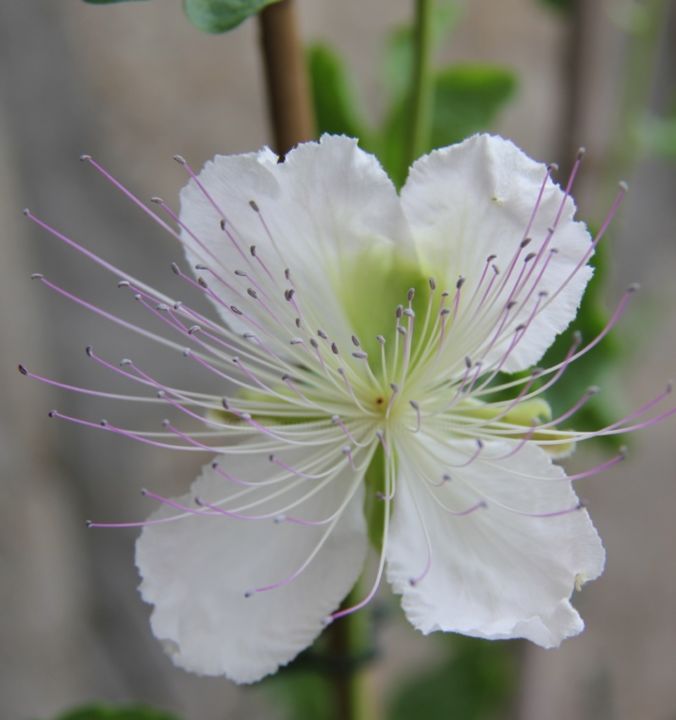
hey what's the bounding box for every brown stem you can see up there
[258,0,315,155]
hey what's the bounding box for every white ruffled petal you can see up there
[136,445,368,683]
[179,135,413,351]
[386,435,605,647]
[401,134,593,372]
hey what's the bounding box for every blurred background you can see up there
[1,1,675,719]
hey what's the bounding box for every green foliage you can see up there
[429,66,517,148]
[379,64,517,187]
[383,0,463,100]
[538,0,572,12]
[639,113,676,158]
[388,636,517,720]
[82,0,281,31]
[52,706,180,720]
[183,0,281,33]
[307,45,371,143]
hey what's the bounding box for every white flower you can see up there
[23,134,671,685]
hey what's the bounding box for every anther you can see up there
[524,252,536,263]
[376,335,385,346]
[187,324,201,335]
[317,329,328,339]
[31,273,44,280]
[17,364,28,375]
[194,264,208,271]
[249,200,260,212]
[547,162,559,173]
[244,591,253,599]
[407,288,415,302]
[48,409,57,418]
[290,337,304,345]
[409,400,419,410]
[249,245,257,257]
[442,473,452,482]
[156,390,166,398]
[173,154,186,165]
[85,520,93,528]
[150,196,163,205]
[618,180,629,192]
[520,237,532,248]
[85,345,94,357]
[397,325,407,336]
[79,154,92,162]
[234,269,246,277]
[352,351,368,359]
[211,461,219,469]
[395,305,403,319]
[310,338,319,349]
[351,335,360,347]
[219,219,226,231]
[161,419,170,428]
[588,385,600,395]
[99,419,108,427]
[170,262,180,275]
[247,288,258,299]
[486,254,497,262]
[284,288,295,301]
[403,308,415,318]
[117,280,130,288]
[182,348,192,357]
[577,146,587,159]
[120,358,133,366]
[429,277,437,290]
[284,268,291,280]
[627,282,640,293]
[221,398,229,410]
[197,277,208,289]
[456,276,465,289]
[331,342,339,355]
[464,356,472,369]
[230,305,243,315]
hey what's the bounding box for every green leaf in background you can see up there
[383,0,463,101]
[308,44,373,146]
[388,636,517,720]
[538,0,572,12]
[183,0,281,33]
[429,65,516,148]
[638,112,676,158]
[53,705,180,720]
[379,64,517,188]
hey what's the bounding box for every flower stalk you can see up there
[258,0,315,155]
[406,0,435,168]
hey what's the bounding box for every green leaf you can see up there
[307,44,372,145]
[53,705,180,720]
[388,636,517,720]
[429,65,517,148]
[183,0,281,33]
[638,113,676,158]
[383,1,463,101]
[379,64,517,188]
[538,0,573,12]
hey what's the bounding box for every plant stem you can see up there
[258,0,315,155]
[405,0,435,168]
[326,591,374,720]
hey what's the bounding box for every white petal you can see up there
[386,435,605,647]
[179,135,414,350]
[401,134,593,372]
[136,445,368,682]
